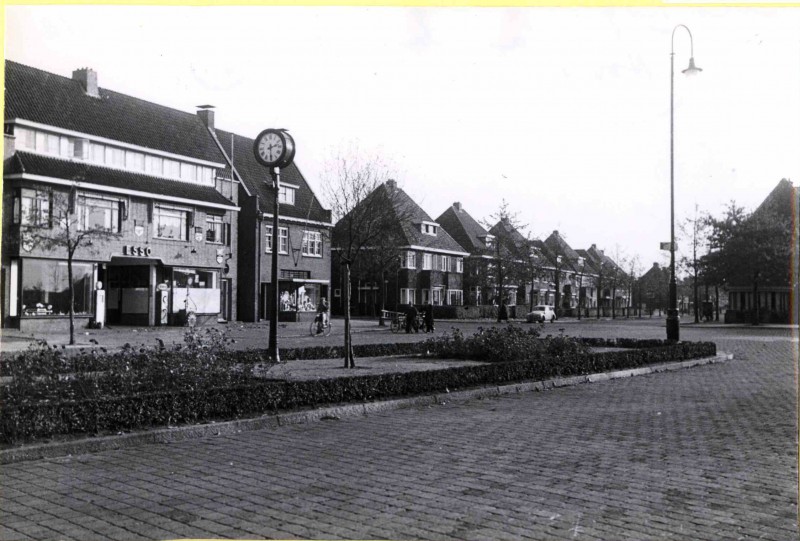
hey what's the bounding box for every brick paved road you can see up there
[0,322,797,540]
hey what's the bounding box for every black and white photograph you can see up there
[1,4,798,540]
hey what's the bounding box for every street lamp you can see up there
[667,24,702,342]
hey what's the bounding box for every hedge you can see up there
[0,338,715,444]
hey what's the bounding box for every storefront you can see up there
[261,277,329,322]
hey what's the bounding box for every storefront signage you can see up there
[122,245,153,257]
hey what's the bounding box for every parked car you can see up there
[527,305,557,323]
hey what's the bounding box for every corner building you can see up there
[2,61,239,331]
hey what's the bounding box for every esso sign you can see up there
[122,245,152,257]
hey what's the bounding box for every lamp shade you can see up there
[682,57,703,75]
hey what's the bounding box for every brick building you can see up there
[2,61,242,331]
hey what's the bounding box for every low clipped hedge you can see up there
[0,333,715,444]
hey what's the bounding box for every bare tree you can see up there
[678,205,711,323]
[21,183,120,344]
[322,146,408,368]
[485,200,528,321]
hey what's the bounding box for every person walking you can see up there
[423,301,435,333]
[405,304,419,333]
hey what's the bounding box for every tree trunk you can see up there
[611,284,616,319]
[693,270,699,323]
[596,278,602,319]
[714,284,720,321]
[378,267,386,326]
[344,263,355,367]
[68,254,75,345]
[554,270,560,318]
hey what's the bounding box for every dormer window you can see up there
[480,234,495,248]
[279,184,298,205]
[421,221,439,236]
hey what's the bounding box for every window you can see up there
[432,288,443,306]
[91,142,106,164]
[15,127,36,150]
[421,222,438,236]
[455,257,464,273]
[447,289,464,306]
[206,215,226,244]
[302,230,322,257]
[440,255,450,272]
[15,189,51,227]
[154,205,189,240]
[126,151,145,172]
[46,133,60,155]
[164,159,181,179]
[172,268,220,314]
[21,260,94,316]
[279,185,296,205]
[145,155,163,176]
[265,225,289,253]
[422,253,432,270]
[78,195,120,232]
[180,163,197,182]
[402,251,416,269]
[400,288,415,305]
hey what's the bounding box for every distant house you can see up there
[722,179,798,324]
[332,181,468,316]
[579,244,629,317]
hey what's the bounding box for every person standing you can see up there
[405,304,419,333]
[423,301,435,333]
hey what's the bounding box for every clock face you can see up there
[258,132,283,163]
[253,128,296,168]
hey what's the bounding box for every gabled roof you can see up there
[543,230,581,268]
[212,127,332,224]
[5,60,225,164]
[435,203,490,255]
[575,249,601,275]
[336,181,467,255]
[753,178,797,219]
[5,152,237,209]
[585,244,626,277]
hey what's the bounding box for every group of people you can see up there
[404,302,435,334]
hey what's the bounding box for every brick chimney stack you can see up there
[72,68,99,98]
[197,105,215,130]
[453,202,462,211]
[386,179,397,190]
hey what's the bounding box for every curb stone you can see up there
[0,352,731,464]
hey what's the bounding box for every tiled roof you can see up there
[575,249,601,274]
[543,231,581,268]
[6,152,236,208]
[5,60,225,164]
[436,204,490,255]
[212,128,332,224]
[334,182,468,255]
[387,185,468,254]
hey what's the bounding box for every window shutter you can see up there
[225,223,231,246]
[147,202,153,224]
[47,190,54,228]
[187,210,194,227]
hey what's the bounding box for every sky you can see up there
[5,5,799,274]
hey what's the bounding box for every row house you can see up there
[331,180,468,316]
[578,244,630,317]
[2,61,239,331]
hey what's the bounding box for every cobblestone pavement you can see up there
[0,322,797,540]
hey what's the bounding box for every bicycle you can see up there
[310,313,332,337]
[390,313,405,333]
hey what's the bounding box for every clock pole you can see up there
[269,166,281,362]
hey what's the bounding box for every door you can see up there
[220,278,232,322]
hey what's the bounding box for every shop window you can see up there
[154,205,189,241]
[14,189,51,227]
[302,230,322,257]
[21,259,94,316]
[78,195,120,232]
[279,283,321,312]
[172,268,220,314]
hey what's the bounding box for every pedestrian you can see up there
[498,302,508,322]
[423,301,435,333]
[405,304,419,333]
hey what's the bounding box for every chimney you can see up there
[197,105,215,130]
[553,230,559,236]
[590,244,597,250]
[386,179,397,190]
[72,68,99,98]
[453,202,462,211]
[653,262,660,268]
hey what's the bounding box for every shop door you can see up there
[220,279,232,322]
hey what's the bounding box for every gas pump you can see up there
[157,282,169,325]
[94,281,106,329]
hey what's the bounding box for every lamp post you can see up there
[667,24,702,342]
